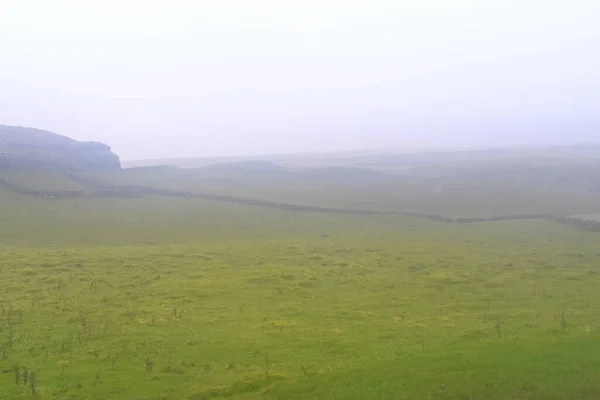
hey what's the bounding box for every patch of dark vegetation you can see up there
[550,214,600,232]
[91,189,143,198]
[188,380,263,400]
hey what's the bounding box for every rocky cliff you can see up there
[0,125,121,171]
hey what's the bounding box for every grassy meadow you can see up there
[87,165,600,218]
[2,153,600,399]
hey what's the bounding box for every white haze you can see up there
[1,0,599,160]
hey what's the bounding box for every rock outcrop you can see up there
[0,125,121,171]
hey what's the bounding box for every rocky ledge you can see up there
[0,125,121,171]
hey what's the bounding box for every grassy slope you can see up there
[3,167,600,220]
[2,185,600,399]
[89,167,600,218]
[1,171,93,193]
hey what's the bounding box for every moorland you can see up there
[1,125,600,399]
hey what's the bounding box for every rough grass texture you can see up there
[1,174,600,399]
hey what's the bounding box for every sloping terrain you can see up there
[3,130,600,399]
[1,126,600,222]
[0,125,120,171]
[89,160,600,219]
[2,188,600,399]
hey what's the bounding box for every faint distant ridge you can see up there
[201,160,286,174]
[0,125,121,171]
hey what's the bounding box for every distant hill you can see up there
[198,160,288,175]
[305,166,388,180]
[0,125,121,171]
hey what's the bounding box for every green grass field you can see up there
[86,166,600,218]
[2,161,600,399]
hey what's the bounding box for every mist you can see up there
[1,0,599,160]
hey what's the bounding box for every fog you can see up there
[1,0,599,160]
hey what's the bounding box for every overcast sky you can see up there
[1,0,599,160]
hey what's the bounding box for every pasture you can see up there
[2,151,600,399]
[1,189,600,399]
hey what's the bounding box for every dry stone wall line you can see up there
[1,173,581,225]
[64,173,563,223]
[0,176,85,199]
[549,215,600,232]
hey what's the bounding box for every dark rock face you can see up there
[0,125,121,171]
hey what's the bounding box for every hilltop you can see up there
[0,125,121,171]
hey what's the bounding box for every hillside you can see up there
[2,127,600,221]
[3,162,600,399]
[109,149,600,219]
[0,125,121,171]
[3,132,600,399]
